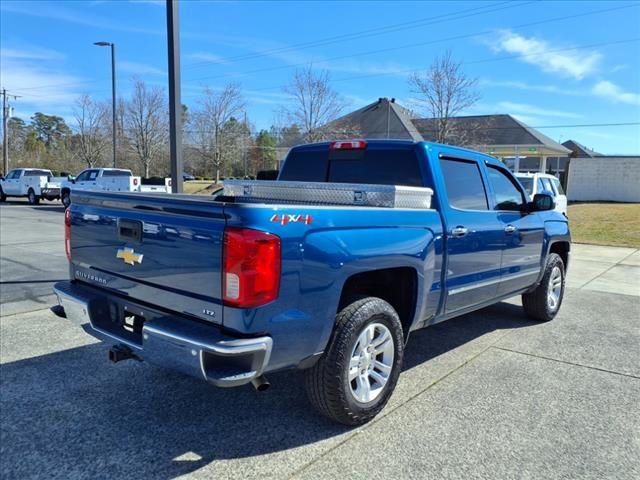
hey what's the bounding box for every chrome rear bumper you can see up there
[53,281,272,388]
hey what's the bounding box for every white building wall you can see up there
[567,157,640,202]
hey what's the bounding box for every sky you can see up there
[1,0,639,154]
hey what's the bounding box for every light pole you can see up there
[94,41,117,168]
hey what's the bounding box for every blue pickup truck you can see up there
[53,140,570,425]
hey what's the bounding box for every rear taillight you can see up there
[64,208,72,262]
[329,140,367,150]
[223,227,280,308]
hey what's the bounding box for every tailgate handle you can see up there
[118,219,143,244]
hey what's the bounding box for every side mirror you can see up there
[530,193,555,212]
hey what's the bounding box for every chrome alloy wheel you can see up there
[348,322,395,403]
[547,266,563,310]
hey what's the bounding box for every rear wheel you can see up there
[61,190,71,209]
[522,253,565,322]
[304,297,404,426]
[27,188,39,205]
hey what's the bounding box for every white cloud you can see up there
[592,80,640,106]
[0,46,66,61]
[492,30,602,80]
[119,61,165,76]
[497,101,583,119]
[480,79,587,97]
[0,46,93,124]
[186,52,227,64]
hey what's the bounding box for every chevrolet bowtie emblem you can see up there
[117,247,143,265]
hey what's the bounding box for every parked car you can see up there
[53,140,570,425]
[183,172,196,181]
[60,168,172,208]
[515,172,567,216]
[0,168,67,204]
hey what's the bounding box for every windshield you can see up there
[517,177,534,195]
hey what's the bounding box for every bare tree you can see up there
[125,79,167,177]
[282,65,345,142]
[409,51,480,144]
[190,83,245,182]
[72,94,109,168]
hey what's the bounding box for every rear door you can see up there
[485,165,544,296]
[435,155,504,313]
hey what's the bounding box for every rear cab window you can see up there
[279,143,424,187]
[102,170,132,177]
[24,170,52,176]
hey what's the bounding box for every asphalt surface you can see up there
[1,199,639,479]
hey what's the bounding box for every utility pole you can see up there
[243,111,247,178]
[2,89,8,174]
[167,0,184,193]
[1,89,19,174]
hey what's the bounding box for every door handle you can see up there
[504,225,517,234]
[451,226,469,238]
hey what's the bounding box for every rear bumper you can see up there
[53,281,272,387]
[41,187,60,199]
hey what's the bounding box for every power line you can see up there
[187,3,638,84]
[182,1,523,70]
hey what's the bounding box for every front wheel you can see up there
[27,189,40,205]
[304,297,404,426]
[522,253,565,322]
[61,191,71,209]
[0,187,6,202]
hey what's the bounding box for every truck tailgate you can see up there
[69,192,226,324]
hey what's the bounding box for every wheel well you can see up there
[549,241,570,267]
[339,267,418,339]
[61,188,70,195]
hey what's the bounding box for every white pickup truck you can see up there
[60,168,171,208]
[0,168,67,204]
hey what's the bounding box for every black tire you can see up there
[27,188,39,205]
[522,253,565,322]
[61,190,71,209]
[0,186,6,202]
[304,297,404,426]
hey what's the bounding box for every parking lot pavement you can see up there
[0,200,67,316]
[1,205,639,479]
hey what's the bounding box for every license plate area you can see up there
[90,298,156,346]
[123,310,145,335]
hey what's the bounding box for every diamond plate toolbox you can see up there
[223,180,433,209]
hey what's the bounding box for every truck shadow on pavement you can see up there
[0,302,534,479]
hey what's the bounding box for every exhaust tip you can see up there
[251,375,270,391]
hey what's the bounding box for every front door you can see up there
[437,156,504,313]
[485,165,544,296]
[3,170,22,195]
